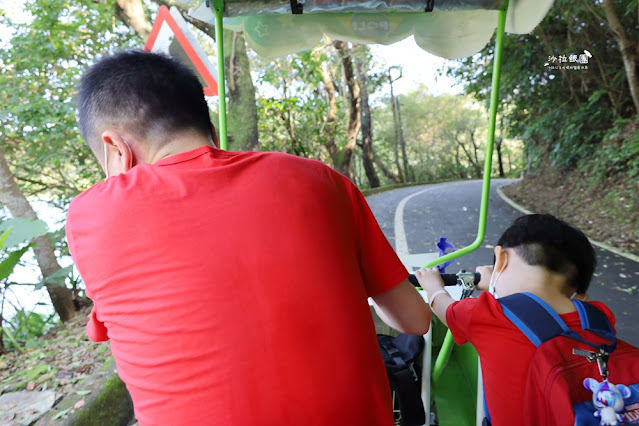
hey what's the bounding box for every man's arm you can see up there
[372,278,431,335]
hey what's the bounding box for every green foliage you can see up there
[581,119,639,181]
[372,86,523,183]
[0,218,48,278]
[3,308,57,351]
[0,218,48,281]
[0,218,49,249]
[0,228,11,251]
[0,0,138,201]
[254,46,341,161]
[35,265,74,290]
[446,0,637,176]
[0,218,52,352]
[0,245,33,283]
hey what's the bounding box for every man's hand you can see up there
[475,265,493,291]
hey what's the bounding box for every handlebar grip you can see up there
[440,274,459,286]
[408,272,481,287]
[407,274,419,287]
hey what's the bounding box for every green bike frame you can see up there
[213,0,229,150]
[429,5,507,388]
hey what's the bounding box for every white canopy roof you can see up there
[188,0,553,58]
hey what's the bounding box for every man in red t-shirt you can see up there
[415,214,616,426]
[66,51,431,425]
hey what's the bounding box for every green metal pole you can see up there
[431,4,508,384]
[213,0,228,150]
[424,5,508,271]
[431,331,455,385]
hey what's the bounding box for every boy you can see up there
[415,214,616,426]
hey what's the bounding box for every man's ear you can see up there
[102,130,135,175]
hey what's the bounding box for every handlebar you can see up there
[408,272,481,287]
[408,271,481,300]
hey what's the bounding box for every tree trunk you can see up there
[373,152,402,184]
[116,0,152,39]
[333,41,361,181]
[321,65,339,169]
[0,148,76,322]
[496,140,505,177]
[468,129,482,178]
[225,30,259,151]
[602,0,639,116]
[455,133,481,178]
[354,49,380,188]
[496,116,505,177]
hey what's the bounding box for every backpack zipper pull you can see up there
[572,348,610,379]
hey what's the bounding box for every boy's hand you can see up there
[475,265,493,291]
[414,267,445,299]
[415,267,452,327]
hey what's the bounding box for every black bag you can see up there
[378,334,426,426]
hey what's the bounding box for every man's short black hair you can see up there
[76,50,213,148]
[497,214,596,294]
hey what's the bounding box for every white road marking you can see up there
[393,187,438,255]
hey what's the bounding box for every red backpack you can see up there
[497,293,639,426]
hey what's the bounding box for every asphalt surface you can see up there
[366,179,639,347]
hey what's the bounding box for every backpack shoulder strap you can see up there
[498,293,616,350]
[499,292,569,347]
[572,301,615,340]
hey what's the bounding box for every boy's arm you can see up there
[414,268,455,327]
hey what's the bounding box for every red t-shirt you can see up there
[446,292,616,426]
[66,146,407,425]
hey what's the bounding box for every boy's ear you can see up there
[494,246,508,273]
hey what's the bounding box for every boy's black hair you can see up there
[76,50,213,149]
[497,214,595,294]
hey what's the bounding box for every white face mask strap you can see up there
[488,270,501,298]
[570,292,577,300]
[104,142,109,179]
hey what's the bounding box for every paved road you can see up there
[366,179,639,346]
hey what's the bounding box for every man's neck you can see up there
[148,132,214,164]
